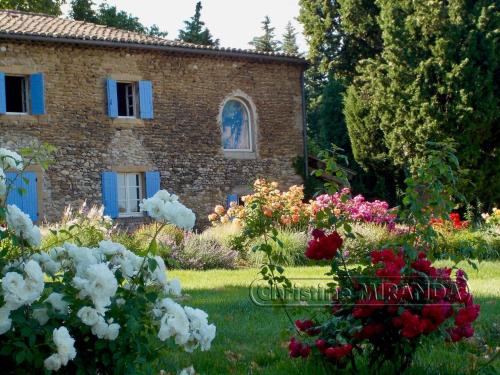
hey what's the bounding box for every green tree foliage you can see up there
[0,0,65,15]
[298,0,392,201]
[345,0,500,207]
[281,21,299,55]
[96,3,145,33]
[69,1,167,37]
[70,0,97,22]
[249,16,281,52]
[178,1,218,46]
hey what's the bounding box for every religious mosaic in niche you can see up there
[221,99,251,150]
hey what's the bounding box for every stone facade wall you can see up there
[0,40,305,227]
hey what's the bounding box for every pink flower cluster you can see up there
[313,189,396,228]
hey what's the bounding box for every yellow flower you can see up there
[208,213,218,221]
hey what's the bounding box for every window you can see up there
[117,82,136,117]
[101,170,159,219]
[5,75,27,113]
[0,72,45,116]
[106,79,153,119]
[117,172,144,216]
[221,99,252,151]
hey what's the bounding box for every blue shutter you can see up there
[139,80,153,119]
[227,194,238,208]
[145,171,160,198]
[30,73,46,115]
[6,172,39,222]
[0,72,5,114]
[101,172,118,218]
[106,79,118,118]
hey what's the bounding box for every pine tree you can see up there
[178,1,219,46]
[70,0,97,23]
[281,21,299,55]
[249,16,280,52]
[345,0,500,207]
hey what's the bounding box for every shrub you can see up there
[246,229,308,267]
[341,222,399,262]
[0,148,215,374]
[433,226,500,261]
[41,202,113,249]
[201,222,241,248]
[208,179,310,230]
[171,233,238,270]
[312,188,397,228]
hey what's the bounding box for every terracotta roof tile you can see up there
[0,10,305,63]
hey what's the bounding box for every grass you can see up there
[163,261,500,374]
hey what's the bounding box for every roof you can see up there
[0,10,306,65]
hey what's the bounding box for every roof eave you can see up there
[0,33,309,66]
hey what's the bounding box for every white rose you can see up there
[105,323,120,340]
[0,307,12,335]
[0,148,23,170]
[6,205,41,247]
[77,306,100,326]
[91,317,109,339]
[45,293,68,315]
[53,327,76,365]
[2,272,26,309]
[33,308,50,325]
[166,279,182,296]
[44,353,62,372]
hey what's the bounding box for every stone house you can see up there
[0,10,307,227]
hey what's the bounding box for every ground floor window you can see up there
[117,172,144,216]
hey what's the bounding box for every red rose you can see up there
[455,305,480,326]
[305,231,343,260]
[288,337,310,358]
[315,339,328,353]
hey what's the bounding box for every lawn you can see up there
[166,261,500,374]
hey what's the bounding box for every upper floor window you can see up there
[117,82,136,117]
[221,99,252,151]
[0,72,45,115]
[106,79,153,120]
[5,75,27,114]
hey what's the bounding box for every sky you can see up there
[62,0,307,52]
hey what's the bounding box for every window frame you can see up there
[116,81,138,119]
[5,74,29,115]
[221,98,254,153]
[117,172,145,218]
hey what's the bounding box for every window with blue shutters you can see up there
[102,170,159,218]
[0,72,45,115]
[5,172,39,222]
[107,78,153,120]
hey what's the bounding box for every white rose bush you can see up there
[0,148,215,374]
